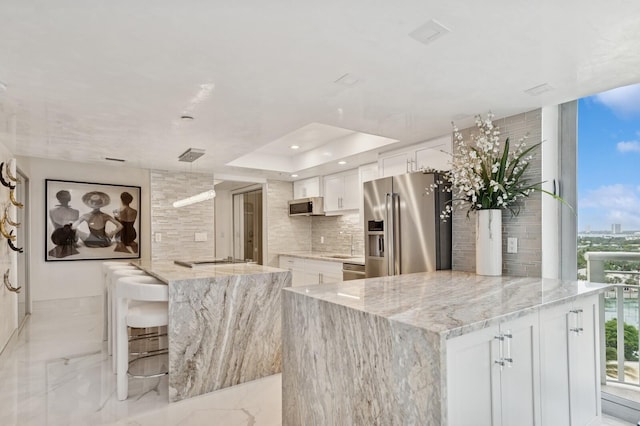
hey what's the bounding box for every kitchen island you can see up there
[132,260,290,402]
[282,271,610,425]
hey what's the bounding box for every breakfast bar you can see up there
[132,260,290,402]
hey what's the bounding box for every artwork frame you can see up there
[45,179,141,262]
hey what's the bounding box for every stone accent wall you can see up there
[150,170,215,261]
[265,180,311,267]
[452,110,542,277]
[311,213,364,256]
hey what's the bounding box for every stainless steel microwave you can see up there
[288,197,324,216]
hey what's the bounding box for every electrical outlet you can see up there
[155,233,162,242]
[320,236,325,244]
[507,237,518,254]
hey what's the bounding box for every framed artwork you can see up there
[45,179,141,261]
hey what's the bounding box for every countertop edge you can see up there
[440,285,609,340]
[283,271,612,339]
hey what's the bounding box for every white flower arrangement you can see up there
[431,112,563,220]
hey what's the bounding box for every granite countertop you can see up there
[279,252,365,265]
[131,260,287,283]
[283,270,610,339]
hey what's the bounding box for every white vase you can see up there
[476,209,502,276]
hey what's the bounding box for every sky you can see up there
[578,83,640,232]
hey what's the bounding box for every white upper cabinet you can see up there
[323,169,359,214]
[293,176,321,199]
[359,162,379,184]
[379,134,452,178]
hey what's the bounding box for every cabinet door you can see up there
[539,295,601,426]
[293,177,320,199]
[539,302,572,425]
[306,259,342,284]
[500,313,540,426]
[323,174,343,212]
[341,170,360,211]
[415,146,451,171]
[568,295,600,426]
[414,135,452,171]
[447,326,501,426]
[379,151,411,177]
[447,314,540,426]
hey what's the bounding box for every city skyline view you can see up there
[578,82,640,232]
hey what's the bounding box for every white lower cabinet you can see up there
[278,256,343,287]
[539,294,601,426]
[447,296,601,426]
[447,313,540,426]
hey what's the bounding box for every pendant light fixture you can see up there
[173,148,216,208]
[173,189,216,208]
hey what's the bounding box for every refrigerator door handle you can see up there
[392,193,400,275]
[385,193,394,275]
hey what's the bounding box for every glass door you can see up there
[232,189,263,264]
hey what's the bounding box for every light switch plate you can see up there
[195,232,207,242]
[507,237,518,254]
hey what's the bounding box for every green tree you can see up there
[605,319,639,361]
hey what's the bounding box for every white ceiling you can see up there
[1,1,639,180]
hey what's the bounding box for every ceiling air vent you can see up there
[409,19,451,46]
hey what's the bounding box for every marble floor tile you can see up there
[0,297,281,426]
[0,296,631,426]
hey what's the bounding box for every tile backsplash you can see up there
[311,213,364,256]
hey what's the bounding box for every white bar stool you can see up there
[101,262,134,340]
[108,268,148,361]
[115,275,168,401]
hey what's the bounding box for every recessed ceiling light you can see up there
[290,145,300,150]
[409,19,451,46]
[181,115,194,121]
[291,174,298,178]
[524,83,554,96]
[338,160,347,165]
[334,73,361,87]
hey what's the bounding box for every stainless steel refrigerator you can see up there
[364,171,451,278]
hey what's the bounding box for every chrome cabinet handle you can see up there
[494,334,505,370]
[570,308,584,335]
[503,331,513,366]
[494,331,514,370]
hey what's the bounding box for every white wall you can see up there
[17,156,151,301]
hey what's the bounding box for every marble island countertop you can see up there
[278,251,365,265]
[130,259,286,283]
[283,270,610,339]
